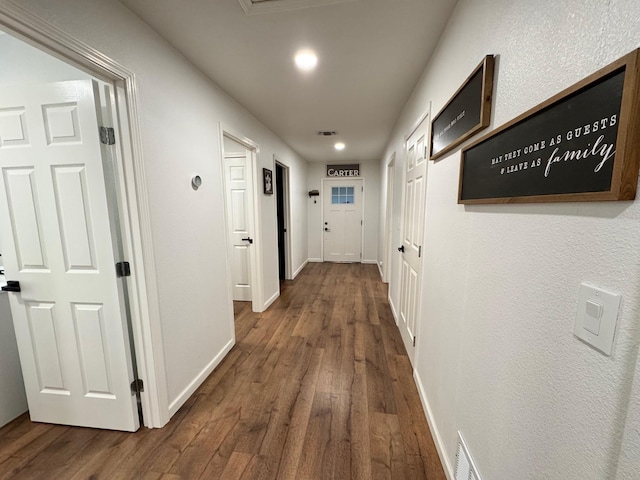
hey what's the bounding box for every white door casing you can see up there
[0,80,139,431]
[398,115,429,365]
[323,179,363,263]
[222,135,256,303]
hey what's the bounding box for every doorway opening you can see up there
[220,128,262,312]
[0,26,154,430]
[275,160,291,282]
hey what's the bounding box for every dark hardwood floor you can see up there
[0,263,446,479]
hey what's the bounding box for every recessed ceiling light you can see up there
[294,50,318,72]
[334,142,345,151]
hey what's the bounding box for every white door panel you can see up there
[223,149,254,302]
[0,80,139,431]
[398,115,430,364]
[323,180,363,263]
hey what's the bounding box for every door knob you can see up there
[1,280,21,292]
[241,237,253,244]
[397,245,405,253]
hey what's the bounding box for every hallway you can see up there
[0,263,445,479]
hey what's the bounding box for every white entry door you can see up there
[323,179,363,263]
[398,116,429,364]
[223,138,255,302]
[0,80,139,431]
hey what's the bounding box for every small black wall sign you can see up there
[430,55,494,161]
[327,164,360,177]
[459,49,640,204]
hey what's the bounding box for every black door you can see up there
[275,164,286,281]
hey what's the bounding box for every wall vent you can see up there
[238,0,355,15]
[317,130,338,136]
[455,431,482,480]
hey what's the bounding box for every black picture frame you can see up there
[430,55,495,161]
[263,168,273,195]
[459,49,640,204]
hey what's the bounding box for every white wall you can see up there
[0,293,27,428]
[380,0,640,478]
[12,0,308,418]
[307,160,379,263]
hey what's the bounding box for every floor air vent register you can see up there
[455,431,482,480]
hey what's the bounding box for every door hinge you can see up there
[361,220,363,225]
[413,336,416,347]
[99,126,116,145]
[418,245,422,258]
[116,261,131,277]
[131,378,144,395]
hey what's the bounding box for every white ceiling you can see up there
[119,0,458,162]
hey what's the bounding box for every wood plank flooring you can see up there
[0,263,446,480]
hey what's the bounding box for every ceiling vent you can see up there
[237,0,355,15]
[317,130,338,136]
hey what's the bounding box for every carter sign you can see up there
[327,164,360,177]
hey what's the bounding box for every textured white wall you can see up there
[307,160,379,263]
[12,0,308,414]
[380,0,640,478]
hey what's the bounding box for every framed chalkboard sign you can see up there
[459,49,640,204]
[430,55,495,161]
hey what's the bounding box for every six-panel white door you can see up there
[223,142,254,302]
[0,80,139,431]
[323,179,363,263]
[398,116,429,364]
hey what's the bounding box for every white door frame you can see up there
[320,177,365,262]
[274,157,293,281]
[219,125,264,312]
[382,153,395,284]
[0,3,168,428]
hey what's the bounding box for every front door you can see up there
[323,179,363,263]
[398,116,429,364]
[222,136,255,302]
[0,80,139,431]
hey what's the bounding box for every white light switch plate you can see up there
[574,282,621,356]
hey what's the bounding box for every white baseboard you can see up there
[168,338,234,416]
[413,370,454,480]
[263,289,279,310]
[362,259,378,265]
[308,257,322,263]
[292,259,308,279]
[388,292,399,326]
[377,261,383,278]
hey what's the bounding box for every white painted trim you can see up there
[362,259,378,265]
[377,261,384,278]
[321,177,365,263]
[414,370,454,480]
[388,290,399,326]
[168,338,235,416]
[219,124,264,313]
[262,290,280,311]
[292,259,308,279]
[0,1,168,428]
[308,258,323,263]
[274,157,293,281]
[237,0,355,15]
[404,106,432,144]
[382,153,396,284]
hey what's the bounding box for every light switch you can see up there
[584,299,603,335]
[574,283,621,356]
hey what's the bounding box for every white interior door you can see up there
[223,138,255,302]
[323,179,363,263]
[398,116,429,364]
[0,80,139,431]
